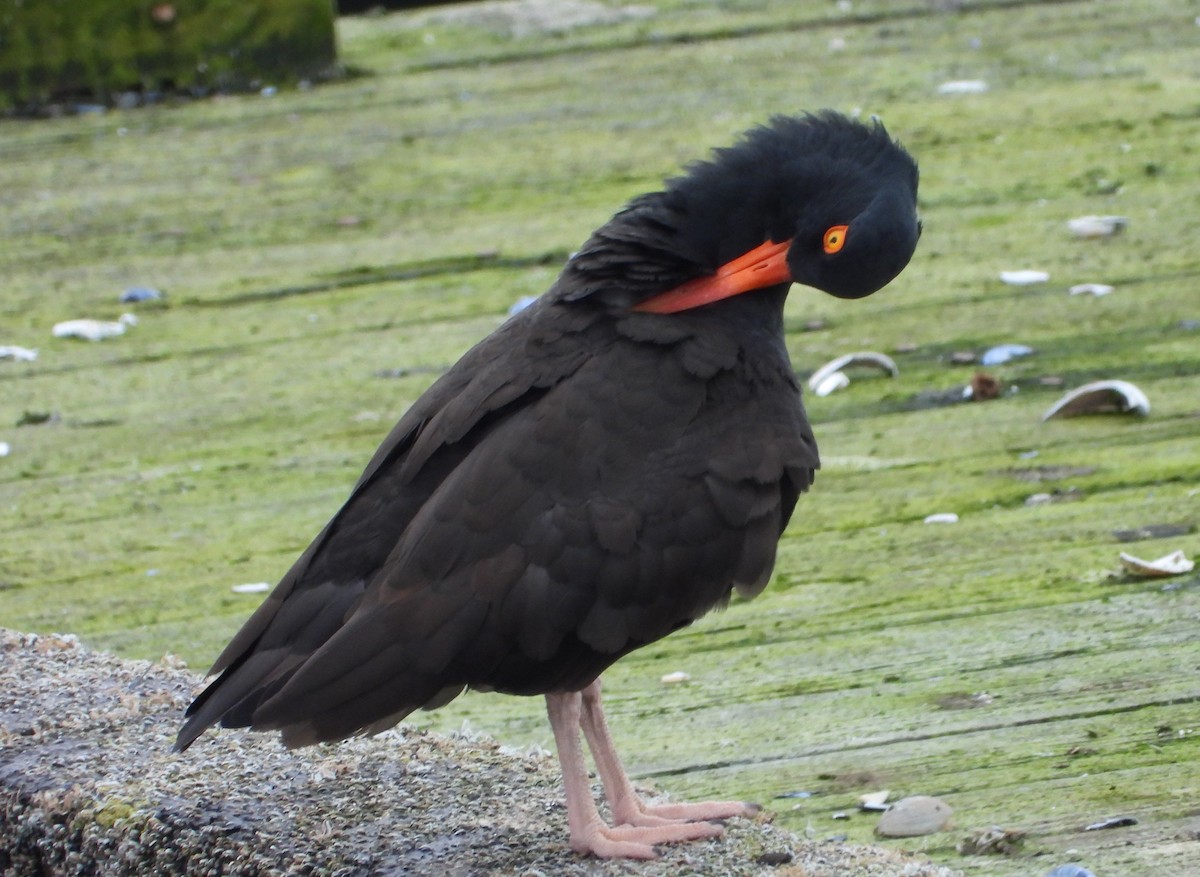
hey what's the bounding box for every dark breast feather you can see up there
[179,267,817,754]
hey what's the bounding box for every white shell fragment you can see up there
[231,582,272,594]
[875,795,953,837]
[1000,270,1050,286]
[1041,379,1150,420]
[1067,215,1128,238]
[859,790,891,811]
[813,371,850,397]
[52,313,138,341]
[1069,283,1114,297]
[808,351,899,396]
[937,79,989,95]
[1119,550,1194,578]
[0,345,39,362]
[924,513,959,524]
[660,671,691,685]
[980,343,1033,365]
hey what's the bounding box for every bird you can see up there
[176,111,921,860]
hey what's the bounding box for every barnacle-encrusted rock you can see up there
[0,630,959,876]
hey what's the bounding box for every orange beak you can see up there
[631,239,793,314]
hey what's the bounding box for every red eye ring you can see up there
[823,224,849,254]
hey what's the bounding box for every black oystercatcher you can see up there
[177,112,921,859]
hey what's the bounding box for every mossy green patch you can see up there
[2,1,1198,874]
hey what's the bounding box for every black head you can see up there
[666,111,920,302]
[554,112,920,313]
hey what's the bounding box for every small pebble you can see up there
[120,286,163,303]
[875,795,953,837]
[1046,865,1096,877]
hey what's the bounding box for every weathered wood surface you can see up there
[1,1,1197,875]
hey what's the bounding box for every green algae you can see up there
[1,1,1198,874]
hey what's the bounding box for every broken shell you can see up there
[231,582,271,594]
[808,351,899,392]
[660,671,691,685]
[980,343,1033,366]
[1067,215,1128,238]
[937,79,989,95]
[52,314,138,341]
[924,513,959,524]
[1041,379,1149,420]
[1118,550,1194,578]
[1069,283,1114,297]
[875,795,953,837]
[858,790,890,811]
[999,270,1050,286]
[0,345,39,362]
[813,371,850,397]
[1084,815,1137,831]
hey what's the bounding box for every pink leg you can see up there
[545,689,729,859]
[578,678,760,827]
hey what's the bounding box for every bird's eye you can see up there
[823,225,849,254]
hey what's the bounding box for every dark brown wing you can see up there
[178,286,816,752]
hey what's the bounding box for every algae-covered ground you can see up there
[1,1,1198,874]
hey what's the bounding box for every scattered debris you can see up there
[659,670,691,685]
[1066,215,1128,238]
[936,692,994,710]
[858,790,890,811]
[120,286,164,303]
[1041,379,1149,420]
[1112,523,1193,542]
[807,351,899,397]
[0,441,10,457]
[1118,550,1194,578]
[52,314,138,341]
[1003,465,1096,482]
[937,80,989,95]
[949,350,977,364]
[1069,283,1114,297]
[231,582,272,594]
[876,796,953,837]
[1084,815,1138,831]
[0,345,38,362]
[967,372,1002,401]
[1025,488,1084,506]
[774,790,813,800]
[999,270,1049,286]
[980,343,1033,365]
[957,824,1026,856]
[924,513,959,524]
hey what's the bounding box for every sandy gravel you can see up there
[0,629,959,876]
